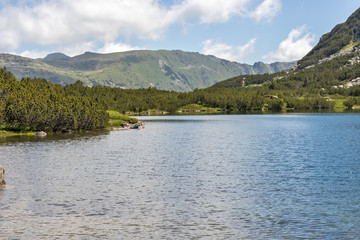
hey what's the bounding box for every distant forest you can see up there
[1,66,360,132]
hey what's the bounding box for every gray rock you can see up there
[0,165,5,185]
[131,121,145,129]
[112,121,145,130]
[35,131,47,137]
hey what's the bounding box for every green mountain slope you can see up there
[0,54,76,84]
[213,7,360,91]
[298,7,360,69]
[0,50,295,91]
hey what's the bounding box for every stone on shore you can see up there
[111,121,145,131]
[122,121,145,129]
[131,121,145,130]
[35,131,47,137]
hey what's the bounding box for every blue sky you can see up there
[0,0,358,64]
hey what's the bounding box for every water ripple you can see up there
[1,114,360,239]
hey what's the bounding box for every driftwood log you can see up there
[0,165,5,185]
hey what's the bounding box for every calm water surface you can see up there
[1,113,360,239]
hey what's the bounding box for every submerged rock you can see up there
[0,165,5,185]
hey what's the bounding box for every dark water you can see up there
[1,113,360,239]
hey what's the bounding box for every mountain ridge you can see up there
[0,50,296,91]
[42,52,70,61]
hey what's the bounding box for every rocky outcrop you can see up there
[123,121,145,130]
[346,52,360,66]
[0,166,5,185]
[333,77,360,88]
[345,77,360,87]
[112,121,145,130]
[319,47,359,65]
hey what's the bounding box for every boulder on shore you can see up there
[120,121,145,130]
[35,131,47,137]
[112,121,145,131]
[131,121,145,129]
[0,165,5,185]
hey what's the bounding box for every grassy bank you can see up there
[0,128,37,137]
[107,111,139,127]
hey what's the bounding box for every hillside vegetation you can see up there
[298,7,360,69]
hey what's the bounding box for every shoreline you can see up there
[2,109,360,137]
[0,121,145,137]
[0,131,36,137]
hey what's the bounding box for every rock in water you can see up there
[0,166,5,185]
[132,121,145,129]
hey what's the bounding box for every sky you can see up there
[0,0,359,64]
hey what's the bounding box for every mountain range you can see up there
[0,50,295,91]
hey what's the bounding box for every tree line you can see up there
[0,68,108,132]
[0,65,358,132]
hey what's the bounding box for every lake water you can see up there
[1,113,360,239]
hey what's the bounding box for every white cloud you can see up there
[170,0,250,24]
[170,0,281,24]
[64,0,171,41]
[58,42,98,57]
[201,38,256,62]
[0,0,282,55]
[97,42,144,54]
[263,25,316,62]
[19,50,50,59]
[0,0,171,53]
[0,30,20,51]
[249,0,281,22]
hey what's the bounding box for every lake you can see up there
[1,113,360,239]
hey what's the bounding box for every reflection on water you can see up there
[1,114,360,239]
[0,129,110,144]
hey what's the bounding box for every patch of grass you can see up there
[332,98,346,108]
[107,110,138,127]
[0,125,37,137]
[178,104,222,111]
[340,36,360,52]
[244,83,262,88]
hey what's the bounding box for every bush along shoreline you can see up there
[0,69,141,136]
[0,109,143,137]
